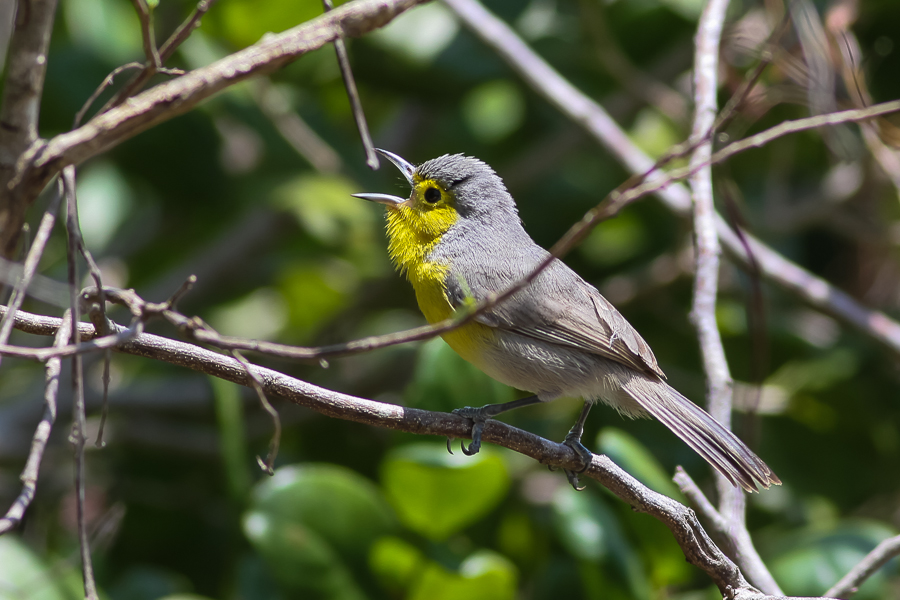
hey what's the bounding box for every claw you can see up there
[446,437,455,454]
[452,406,486,456]
[565,469,587,491]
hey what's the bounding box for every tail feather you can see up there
[623,378,781,492]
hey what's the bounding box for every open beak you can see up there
[352,149,416,206]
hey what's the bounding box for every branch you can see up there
[825,534,900,598]
[442,0,900,358]
[0,304,835,599]
[689,0,733,439]
[0,0,59,258]
[5,0,426,248]
[688,4,781,594]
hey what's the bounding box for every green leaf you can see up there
[769,521,899,599]
[369,536,426,595]
[381,443,510,540]
[408,550,517,600]
[368,2,459,65]
[248,464,396,562]
[0,536,82,600]
[596,428,683,500]
[243,509,363,599]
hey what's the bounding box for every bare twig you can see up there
[0,0,60,258]
[0,177,63,366]
[102,0,221,113]
[129,0,162,68]
[62,167,99,600]
[0,304,836,599]
[74,62,183,129]
[825,534,900,599]
[443,0,900,357]
[322,0,378,169]
[231,349,281,475]
[0,311,71,534]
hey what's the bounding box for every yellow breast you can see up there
[385,206,494,365]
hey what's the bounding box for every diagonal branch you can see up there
[825,534,900,599]
[0,304,836,599]
[4,0,426,254]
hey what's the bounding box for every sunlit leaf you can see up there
[596,428,683,499]
[409,550,517,600]
[381,443,510,540]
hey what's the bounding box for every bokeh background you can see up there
[1,0,900,598]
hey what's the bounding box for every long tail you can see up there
[623,377,781,492]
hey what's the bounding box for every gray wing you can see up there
[445,254,665,380]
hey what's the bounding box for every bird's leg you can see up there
[450,396,543,456]
[562,401,594,490]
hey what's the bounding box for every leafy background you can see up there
[1,0,900,598]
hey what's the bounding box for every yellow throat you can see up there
[383,181,493,364]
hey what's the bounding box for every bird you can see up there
[353,148,780,492]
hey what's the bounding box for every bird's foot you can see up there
[561,433,593,491]
[450,406,490,456]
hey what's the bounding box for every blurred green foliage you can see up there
[1,0,900,599]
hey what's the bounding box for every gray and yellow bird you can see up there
[354,149,780,492]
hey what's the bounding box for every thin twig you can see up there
[825,534,900,599]
[232,349,281,475]
[689,0,733,435]
[0,177,64,366]
[322,0,378,169]
[129,0,162,68]
[63,167,99,600]
[74,63,183,129]
[0,311,71,534]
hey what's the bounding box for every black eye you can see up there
[424,187,441,203]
